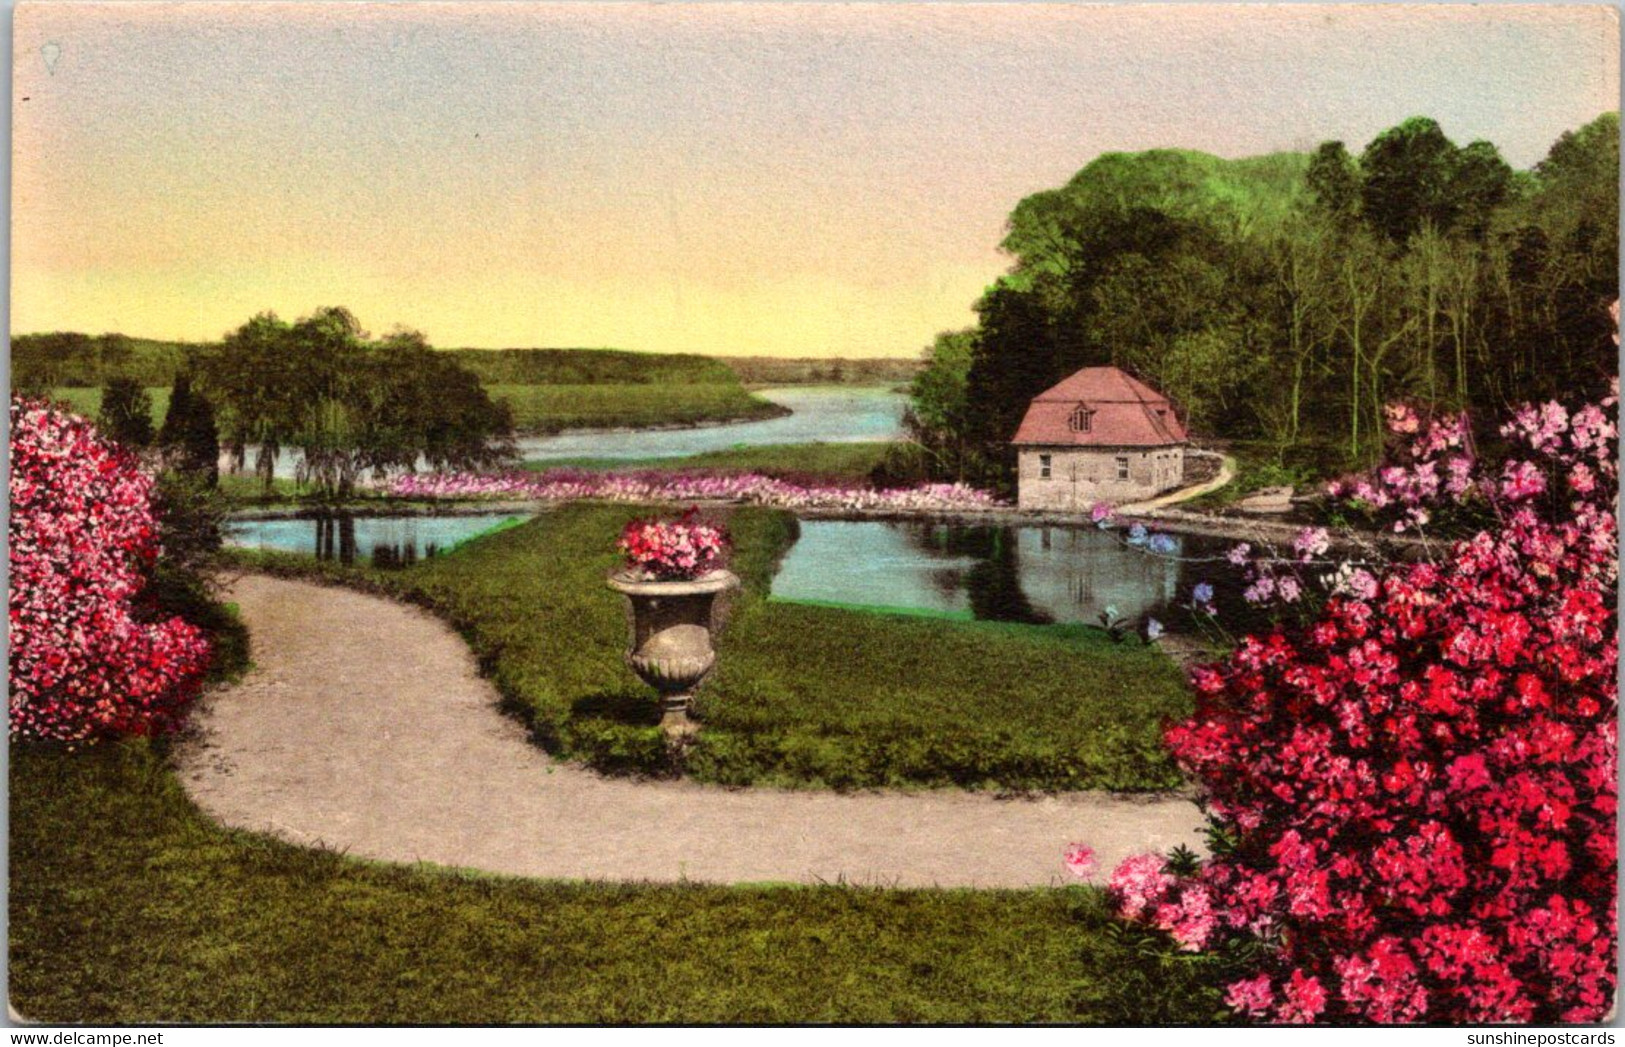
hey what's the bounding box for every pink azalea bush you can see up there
[389,468,1003,513]
[1107,385,1618,1024]
[10,399,212,743]
[617,509,729,581]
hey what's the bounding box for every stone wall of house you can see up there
[1016,445,1186,510]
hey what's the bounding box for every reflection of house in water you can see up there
[1013,367,1188,511]
[1012,527,1180,625]
[768,519,1187,627]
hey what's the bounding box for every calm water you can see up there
[225,511,1257,634]
[514,386,907,462]
[771,520,1253,634]
[234,387,907,479]
[225,514,520,567]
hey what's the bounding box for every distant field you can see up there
[521,441,892,482]
[46,387,171,427]
[446,348,741,386]
[489,383,785,434]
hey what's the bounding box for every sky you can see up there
[11,3,1620,358]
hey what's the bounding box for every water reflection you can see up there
[771,520,1248,633]
[225,513,520,567]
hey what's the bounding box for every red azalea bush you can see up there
[616,508,729,581]
[9,398,212,743]
[1109,385,1618,1024]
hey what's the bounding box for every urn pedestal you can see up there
[607,569,740,736]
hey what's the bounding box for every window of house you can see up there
[1069,406,1094,433]
[1039,453,1052,479]
[1116,455,1130,480]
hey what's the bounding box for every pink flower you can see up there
[1108,853,1175,920]
[1226,974,1275,1016]
[1278,971,1330,1024]
[1063,843,1097,879]
[1294,527,1331,560]
[1500,460,1547,502]
[1385,403,1420,435]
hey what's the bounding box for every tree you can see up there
[198,308,514,499]
[97,377,154,448]
[889,329,978,482]
[1359,117,1461,242]
[158,372,220,486]
[12,332,96,393]
[1449,141,1514,240]
[1305,141,1360,226]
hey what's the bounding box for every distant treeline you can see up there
[12,336,747,390]
[11,334,205,390]
[897,113,1620,493]
[717,356,924,386]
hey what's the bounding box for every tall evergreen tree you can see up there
[158,372,220,486]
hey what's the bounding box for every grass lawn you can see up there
[46,386,170,428]
[520,441,894,482]
[489,382,785,434]
[8,740,1227,1023]
[235,503,1193,792]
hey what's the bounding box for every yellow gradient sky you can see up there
[12,3,1619,357]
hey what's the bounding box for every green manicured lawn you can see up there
[8,740,1226,1023]
[488,382,785,434]
[47,386,170,427]
[520,441,893,482]
[236,503,1192,792]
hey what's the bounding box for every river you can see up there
[514,386,907,462]
[235,386,907,479]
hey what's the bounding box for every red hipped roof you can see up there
[1011,367,1187,447]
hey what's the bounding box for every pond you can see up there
[513,386,907,463]
[770,520,1257,635]
[225,513,521,567]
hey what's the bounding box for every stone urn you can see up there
[607,569,740,736]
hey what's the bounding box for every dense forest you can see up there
[899,114,1620,492]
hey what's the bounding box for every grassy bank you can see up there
[488,382,785,434]
[9,739,1226,1023]
[233,503,1191,792]
[520,441,893,482]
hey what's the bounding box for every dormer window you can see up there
[1069,406,1095,433]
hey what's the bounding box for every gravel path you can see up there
[176,574,1207,888]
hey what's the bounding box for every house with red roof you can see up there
[1012,366,1188,510]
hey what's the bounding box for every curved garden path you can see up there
[176,574,1206,888]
